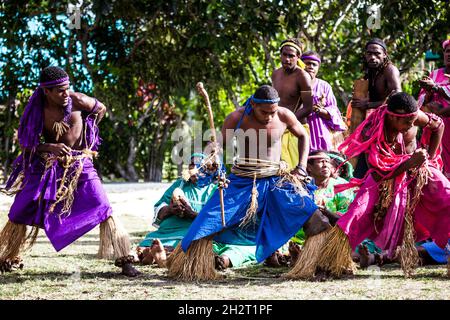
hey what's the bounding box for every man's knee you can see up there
[320,209,341,226]
[303,209,332,237]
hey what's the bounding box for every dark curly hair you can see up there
[387,92,418,114]
[40,66,69,84]
[254,85,279,101]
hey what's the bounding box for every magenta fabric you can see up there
[418,68,450,178]
[338,165,450,256]
[335,103,450,255]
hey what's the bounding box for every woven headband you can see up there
[280,42,303,55]
[39,77,70,88]
[308,154,331,161]
[301,55,321,63]
[385,110,418,117]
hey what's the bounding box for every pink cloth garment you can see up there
[418,67,450,178]
[334,105,411,193]
[336,174,408,258]
[335,105,450,255]
[307,79,346,151]
[337,165,450,257]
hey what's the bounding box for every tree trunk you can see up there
[227,88,240,109]
[114,135,139,182]
[146,134,163,182]
[126,135,139,182]
[147,147,163,182]
[146,119,173,182]
[114,162,128,181]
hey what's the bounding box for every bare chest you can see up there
[43,109,84,147]
[273,74,301,110]
[369,74,390,101]
[236,117,285,148]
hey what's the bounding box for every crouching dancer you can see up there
[166,85,333,281]
[294,92,449,279]
[0,66,138,277]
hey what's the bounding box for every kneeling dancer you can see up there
[167,85,332,281]
[293,92,449,279]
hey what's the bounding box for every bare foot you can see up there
[165,246,175,254]
[141,247,154,265]
[114,256,140,277]
[314,269,330,282]
[288,241,302,265]
[277,253,289,267]
[0,257,24,273]
[150,239,167,268]
[351,252,360,263]
[136,247,145,262]
[215,255,231,271]
[264,251,282,268]
[122,262,140,277]
[358,244,371,269]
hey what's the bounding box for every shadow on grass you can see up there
[135,264,450,287]
[28,253,99,260]
[3,258,446,289]
[130,231,149,238]
[0,270,145,285]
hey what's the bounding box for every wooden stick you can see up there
[196,82,226,227]
[196,82,217,143]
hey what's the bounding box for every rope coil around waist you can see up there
[41,149,97,164]
[231,158,289,178]
[231,158,311,228]
[40,149,98,219]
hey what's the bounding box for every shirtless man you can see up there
[0,66,138,277]
[271,38,314,170]
[272,38,313,123]
[352,38,402,178]
[167,85,332,281]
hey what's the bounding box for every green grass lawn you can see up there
[0,213,448,300]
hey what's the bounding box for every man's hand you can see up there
[318,206,341,226]
[189,173,198,184]
[419,77,436,91]
[351,98,369,109]
[407,148,427,169]
[48,143,72,156]
[168,199,186,216]
[179,198,197,219]
[291,165,310,182]
[290,167,305,178]
[94,102,107,124]
[217,176,230,189]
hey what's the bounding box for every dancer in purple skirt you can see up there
[0,66,139,277]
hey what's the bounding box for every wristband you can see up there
[296,165,308,176]
[91,99,100,114]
